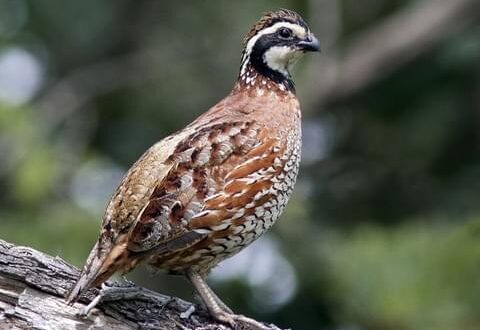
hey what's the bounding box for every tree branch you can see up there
[0,239,275,330]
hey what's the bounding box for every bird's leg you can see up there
[186,270,273,330]
[190,284,232,315]
[78,281,172,316]
[201,282,233,314]
[79,281,134,316]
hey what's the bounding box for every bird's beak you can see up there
[298,33,320,52]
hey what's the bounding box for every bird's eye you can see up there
[278,27,293,39]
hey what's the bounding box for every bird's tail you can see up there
[65,240,128,305]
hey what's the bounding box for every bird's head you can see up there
[239,9,320,91]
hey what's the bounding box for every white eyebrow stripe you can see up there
[240,22,307,75]
[245,22,307,54]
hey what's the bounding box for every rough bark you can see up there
[0,239,278,330]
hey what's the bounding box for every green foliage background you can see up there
[0,1,479,329]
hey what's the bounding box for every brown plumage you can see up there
[243,9,306,44]
[66,9,319,328]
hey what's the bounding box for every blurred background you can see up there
[1,0,480,329]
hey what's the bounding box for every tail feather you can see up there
[65,240,127,304]
[66,241,103,304]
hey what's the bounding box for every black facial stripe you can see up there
[255,32,299,53]
[248,32,296,91]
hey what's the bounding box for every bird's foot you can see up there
[78,290,103,317]
[77,281,172,317]
[180,304,196,319]
[213,310,278,330]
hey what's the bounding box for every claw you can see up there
[76,285,105,317]
[180,304,196,319]
[186,270,274,330]
[213,311,274,330]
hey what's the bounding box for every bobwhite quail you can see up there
[66,8,320,329]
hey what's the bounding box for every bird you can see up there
[66,8,320,329]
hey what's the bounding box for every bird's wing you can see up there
[126,120,279,254]
[66,125,207,303]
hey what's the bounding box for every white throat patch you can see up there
[263,45,304,76]
[240,21,307,76]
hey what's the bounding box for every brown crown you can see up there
[243,9,306,45]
